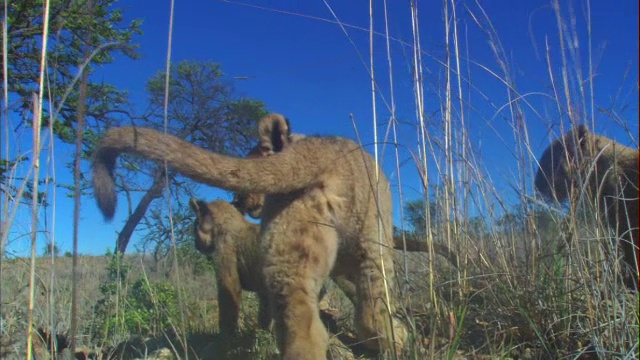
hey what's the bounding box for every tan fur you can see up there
[258,114,296,155]
[397,235,460,268]
[194,197,458,326]
[190,198,349,336]
[229,145,269,218]
[232,115,304,218]
[189,199,270,335]
[92,114,407,358]
[535,125,639,289]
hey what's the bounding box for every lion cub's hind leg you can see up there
[351,229,407,355]
[262,200,339,360]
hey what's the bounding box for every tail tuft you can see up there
[92,151,117,221]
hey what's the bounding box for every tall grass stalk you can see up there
[160,0,190,357]
[1,0,8,339]
[1,0,7,251]
[442,0,458,305]
[26,1,51,357]
[45,94,58,357]
[26,95,42,360]
[449,0,470,300]
[409,0,437,316]
[70,0,93,351]
[381,0,411,290]
[367,2,398,353]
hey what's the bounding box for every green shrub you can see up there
[92,250,181,342]
[125,278,179,335]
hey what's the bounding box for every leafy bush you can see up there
[92,250,181,342]
[175,242,215,277]
[125,278,179,335]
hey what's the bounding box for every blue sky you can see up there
[5,0,638,256]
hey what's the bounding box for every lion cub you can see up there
[93,114,408,358]
[189,198,270,335]
[191,198,350,338]
[535,125,638,289]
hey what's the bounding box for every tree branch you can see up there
[116,168,166,254]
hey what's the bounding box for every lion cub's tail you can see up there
[92,126,353,220]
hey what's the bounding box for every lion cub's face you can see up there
[231,145,268,218]
[190,198,255,255]
[189,198,217,254]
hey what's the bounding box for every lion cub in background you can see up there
[536,125,638,289]
[189,198,270,336]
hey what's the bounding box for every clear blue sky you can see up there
[5,0,638,256]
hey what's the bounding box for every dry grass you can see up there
[2,225,636,359]
[1,254,222,358]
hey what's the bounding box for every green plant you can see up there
[42,242,60,257]
[92,250,182,342]
[124,278,180,336]
[175,242,215,277]
[92,250,130,341]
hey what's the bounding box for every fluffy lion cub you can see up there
[92,114,407,359]
[190,198,352,338]
[535,125,638,289]
[189,198,270,336]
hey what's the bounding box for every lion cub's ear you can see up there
[574,125,589,150]
[256,113,305,156]
[567,125,592,157]
[189,198,210,218]
[259,113,293,154]
[190,198,214,232]
[574,124,589,138]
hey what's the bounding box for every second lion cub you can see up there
[189,198,270,336]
